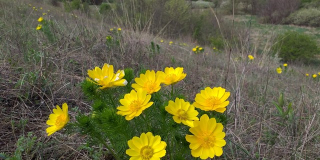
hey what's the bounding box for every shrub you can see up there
[209,36,224,50]
[285,8,320,27]
[71,0,82,10]
[272,31,320,62]
[64,0,90,14]
[99,3,112,15]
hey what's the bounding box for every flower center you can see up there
[144,81,157,93]
[177,109,188,120]
[55,114,67,129]
[206,97,221,107]
[140,146,154,160]
[200,134,215,148]
[129,100,142,112]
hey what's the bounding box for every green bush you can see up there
[272,31,320,62]
[285,8,320,27]
[99,3,111,14]
[209,36,224,50]
[64,0,90,14]
[71,0,82,10]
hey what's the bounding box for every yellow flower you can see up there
[165,98,199,127]
[117,90,153,120]
[283,63,287,67]
[313,74,317,78]
[36,24,42,30]
[169,41,173,45]
[160,67,186,85]
[46,103,70,136]
[186,114,226,159]
[248,55,254,60]
[193,87,230,113]
[118,27,121,31]
[87,63,127,89]
[318,72,320,76]
[160,40,164,43]
[132,70,163,94]
[213,47,216,50]
[110,28,113,31]
[42,12,47,15]
[192,48,197,52]
[276,67,282,74]
[126,132,166,160]
[32,7,35,10]
[199,47,203,51]
[306,73,309,77]
[38,17,43,22]
[48,10,50,12]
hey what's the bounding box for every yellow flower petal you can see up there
[186,114,226,159]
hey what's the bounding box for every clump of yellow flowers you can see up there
[192,45,204,54]
[48,63,229,160]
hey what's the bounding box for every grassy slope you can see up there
[0,0,320,159]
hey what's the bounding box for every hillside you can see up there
[0,0,320,159]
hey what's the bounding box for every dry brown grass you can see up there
[0,0,320,159]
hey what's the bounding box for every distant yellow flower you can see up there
[313,74,317,78]
[32,7,36,10]
[192,48,197,52]
[110,28,113,31]
[169,41,173,45]
[306,73,309,77]
[283,63,287,67]
[276,67,282,74]
[117,90,153,120]
[248,55,254,60]
[193,87,230,113]
[42,13,47,15]
[132,70,163,94]
[213,47,216,50]
[126,132,166,160]
[38,17,43,22]
[318,72,320,76]
[165,98,199,127]
[36,24,42,30]
[160,40,164,43]
[118,28,121,31]
[160,67,186,85]
[87,63,127,89]
[46,103,70,136]
[40,7,42,10]
[186,114,226,159]
[199,47,203,51]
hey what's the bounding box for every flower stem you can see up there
[171,85,174,100]
[99,137,120,160]
[107,90,116,108]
